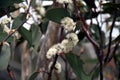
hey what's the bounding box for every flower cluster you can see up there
[56,0,72,4]
[46,32,78,59]
[46,17,79,73]
[61,17,76,31]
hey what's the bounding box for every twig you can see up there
[60,55,69,80]
[47,27,64,80]
[72,0,104,79]
[47,54,58,80]
[88,62,99,75]
[104,13,117,63]
[107,41,120,62]
[72,0,99,49]
[3,0,33,42]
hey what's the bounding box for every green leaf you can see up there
[12,13,26,29]
[77,31,85,41]
[65,53,90,80]
[102,3,120,15]
[0,43,11,71]
[0,27,14,42]
[31,24,42,50]
[39,18,49,34]
[0,6,19,17]
[46,8,70,23]
[0,0,23,9]
[29,72,39,80]
[18,27,32,46]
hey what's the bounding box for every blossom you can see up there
[1,17,12,25]
[56,0,72,4]
[66,33,79,46]
[61,39,74,53]
[0,17,12,33]
[52,43,65,54]
[46,48,57,59]
[61,17,76,31]
[48,61,62,73]
[36,6,46,17]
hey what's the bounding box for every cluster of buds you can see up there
[47,17,79,73]
[46,32,78,59]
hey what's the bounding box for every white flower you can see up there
[56,0,72,4]
[1,17,12,25]
[36,6,46,17]
[29,7,42,24]
[61,39,74,53]
[48,61,62,73]
[46,48,57,59]
[61,17,76,31]
[52,43,65,54]
[0,17,12,33]
[66,33,79,46]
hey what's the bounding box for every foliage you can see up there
[0,0,120,80]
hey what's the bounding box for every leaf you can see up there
[0,6,19,17]
[102,3,120,15]
[77,31,85,41]
[0,0,23,9]
[65,53,90,80]
[18,27,32,46]
[46,8,70,23]
[39,18,49,34]
[0,42,11,71]
[12,13,26,29]
[31,24,42,50]
[102,3,120,8]
[0,27,13,42]
[29,72,39,80]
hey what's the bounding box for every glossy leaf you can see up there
[0,6,19,17]
[31,24,42,50]
[77,31,85,41]
[0,0,23,8]
[102,3,120,14]
[39,18,49,34]
[18,27,32,46]
[12,13,26,29]
[46,8,70,23]
[0,27,13,42]
[0,43,11,71]
[29,72,39,80]
[65,53,90,80]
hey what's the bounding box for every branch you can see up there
[107,41,119,62]
[47,27,64,80]
[2,0,33,42]
[104,13,117,63]
[72,0,104,79]
[72,0,99,49]
[47,54,58,80]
